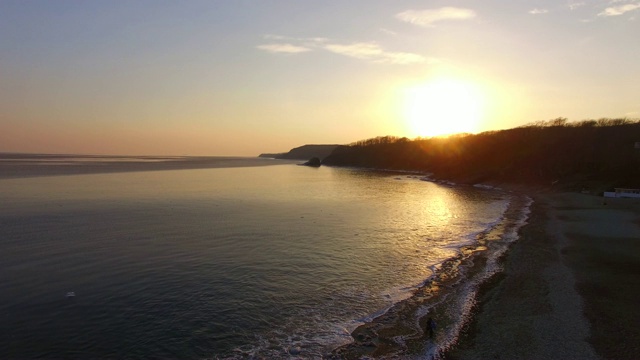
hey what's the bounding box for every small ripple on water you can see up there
[1,165,521,359]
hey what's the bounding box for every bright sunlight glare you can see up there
[403,79,486,138]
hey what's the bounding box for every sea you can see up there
[0,155,530,359]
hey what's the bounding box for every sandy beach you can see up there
[446,192,640,360]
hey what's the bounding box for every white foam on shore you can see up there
[428,194,533,359]
[366,193,533,360]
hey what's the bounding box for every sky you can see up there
[1,1,639,156]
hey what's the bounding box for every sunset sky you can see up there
[1,1,639,156]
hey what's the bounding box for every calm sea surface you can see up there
[0,157,516,359]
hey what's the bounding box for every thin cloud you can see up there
[378,52,432,65]
[568,2,586,10]
[323,42,426,64]
[257,43,311,54]
[379,28,398,36]
[529,8,549,14]
[598,2,640,16]
[263,34,288,40]
[396,7,476,27]
[258,34,427,65]
[323,42,383,59]
[302,37,329,46]
[262,34,328,44]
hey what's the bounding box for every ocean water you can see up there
[0,156,526,359]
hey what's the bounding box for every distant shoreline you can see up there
[0,154,298,179]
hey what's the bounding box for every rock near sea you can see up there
[302,157,321,167]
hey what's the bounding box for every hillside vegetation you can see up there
[322,118,640,190]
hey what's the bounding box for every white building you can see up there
[604,188,640,198]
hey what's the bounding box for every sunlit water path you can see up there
[0,158,522,359]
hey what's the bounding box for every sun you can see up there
[403,78,485,138]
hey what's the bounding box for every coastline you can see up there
[445,192,640,359]
[329,190,640,359]
[7,153,638,358]
[329,191,532,359]
[0,154,298,179]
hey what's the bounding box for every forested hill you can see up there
[259,144,339,160]
[322,119,640,190]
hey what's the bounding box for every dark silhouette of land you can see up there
[322,119,640,360]
[321,118,640,192]
[259,144,339,161]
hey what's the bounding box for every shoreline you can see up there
[328,191,532,359]
[7,155,637,358]
[445,192,640,359]
[329,190,640,359]
[0,155,298,179]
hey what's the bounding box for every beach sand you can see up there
[446,192,640,360]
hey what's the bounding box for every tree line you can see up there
[322,118,640,190]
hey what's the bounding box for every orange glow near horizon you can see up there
[402,78,486,138]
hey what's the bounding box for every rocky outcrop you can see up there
[301,157,321,167]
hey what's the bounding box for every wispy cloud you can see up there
[263,34,287,41]
[382,52,432,65]
[258,35,428,65]
[598,2,640,16]
[323,42,383,60]
[379,28,397,36]
[256,43,311,54]
[396,7,476,27]
[262,34,329,44]
[323,42,427,64]
[529,8,549,14]
[568,2,586,10]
